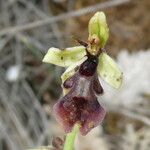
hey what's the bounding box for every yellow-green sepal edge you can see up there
[97,52,123,89]
[43,46,86,67]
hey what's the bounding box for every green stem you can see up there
[63,125,79,150]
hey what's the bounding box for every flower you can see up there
[43,11,123,135]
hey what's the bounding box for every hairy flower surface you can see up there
[53,58,105,135]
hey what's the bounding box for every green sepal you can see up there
[43,46,86,67]
[88,12,109,48]
[97,52,123,89]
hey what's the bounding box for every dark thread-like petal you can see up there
[93,74,104,94]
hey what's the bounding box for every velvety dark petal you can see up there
[80,99,105,135]
[93,74,104,94]
[53,95,105,135]
[53,99,74,133]
[53,71,106,135]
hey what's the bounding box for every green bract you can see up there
[43,46,86,67]
[97,52,123,89]
[88,12,109,48]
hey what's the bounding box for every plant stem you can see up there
[63,125,79,150]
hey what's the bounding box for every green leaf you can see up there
[43,46,86,67]
[61,56,87,83]
[97,52,123,89]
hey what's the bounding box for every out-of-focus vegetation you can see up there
[0,0,149,150]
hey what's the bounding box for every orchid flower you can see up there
[42,12,123,150]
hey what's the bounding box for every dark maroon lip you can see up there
[54,71,105,135]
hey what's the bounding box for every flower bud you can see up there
[88,12,109,48]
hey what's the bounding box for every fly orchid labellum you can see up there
[43,11,123,149]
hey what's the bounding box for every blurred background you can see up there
[0,0,150,150]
